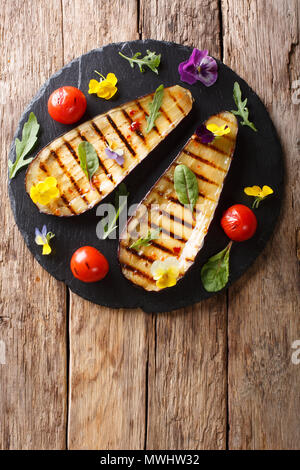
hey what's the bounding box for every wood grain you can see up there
[222,0,300,449]
[140,0,227,450]
[62,0,148,450]
[0,0,67,449]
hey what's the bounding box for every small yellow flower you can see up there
[30,176,59,205]
[88,79,101,94]
[88,72,118,100]
[35,225,55,255]
[244,185,274,208]
[206,123,231,138]
[151,257,180,290]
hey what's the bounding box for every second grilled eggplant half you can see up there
[25,85,193,216]
[119,112,238,291]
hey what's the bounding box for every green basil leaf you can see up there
[231,81,257,132]
[146,84,164,133]
[201,242,232,292]
[174,164,199,212]
[130,228,161,250]
[9,112,40,179]
[78,141,99,182]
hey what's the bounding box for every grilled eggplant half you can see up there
[119,111,238,291]
[25,85,193,216]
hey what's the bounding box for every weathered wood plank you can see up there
[62,0,148,450]
[222,0,300,449]
[140,0,227,450]
[0,0,67,449]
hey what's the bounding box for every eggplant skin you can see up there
[25,85,193,217]
[119,112,238,292]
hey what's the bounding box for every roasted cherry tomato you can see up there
[221,204,257,242]
[70,246,109,283]
[48,86,87,124]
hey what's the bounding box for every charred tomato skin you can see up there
[70,246,109,283]
[48,86,87,124]
[221,204,257,242]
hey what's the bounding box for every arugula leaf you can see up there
[9,112,40,179]
[102,183,129,239]
[130,228,161,250]
[174,164,199,212]
[231,82,257,132]
[78,141,99,183]
[146,84,164,133]
[118,50,161,74]
[201,242,232,292]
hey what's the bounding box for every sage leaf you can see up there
[130,228,161,250]
[78,141,99,182]
[201,242,232,292]
[9,112,40,179]
[146,84,164,133]
[174,164,199,212]
[231,81,257,132]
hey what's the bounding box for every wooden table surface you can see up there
[1,0,299,450]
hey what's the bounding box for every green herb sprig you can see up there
[174,164,199,213]
[130,228,161,250]
[118,50,161,74]
[231,82,257,132]
[78,141,99,184]
[8,112,40,179]
[102,183,129,239]
[146,84,164,133]
[201,242,232,292]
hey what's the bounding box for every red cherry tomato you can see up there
[70,246,109,283]
[48,86,87,124]
[221,204,257,242]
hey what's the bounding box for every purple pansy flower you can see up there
[178,49,218,87]
[105,147,124,166]
[195,124,215,144]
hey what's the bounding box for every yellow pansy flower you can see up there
[206,123,231,138]
[30,177,59,205]
[35,225,55,255]
[88,71,118,100]
[244,185,274,208]
[151,257,180,290]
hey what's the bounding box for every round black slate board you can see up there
[8,40,284,313]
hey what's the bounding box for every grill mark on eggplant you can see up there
[167,89,186,116]
[183,148,227,171]
[120,262,155,282]
[63,140,102,197]
[151,240,179,255]
[193,137,232,157]
[149,219,187,243]
[106,114,136,156]
[121,109,147,144]
[90,121,109,145]
[39,162,48,173]
[145,201,195,230]
[124,246,155,263]
[77,129,115,186]
[50,150,87,213]
[135,100,160,136]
